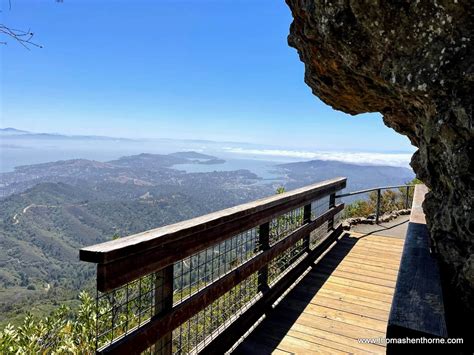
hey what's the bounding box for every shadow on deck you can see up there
[350,215,410,239]
[234,229,405,354]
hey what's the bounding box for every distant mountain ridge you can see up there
[1,152,226,198]
[168,151,217,160]
[277,159,415,196]
[0,127,247,145]
[0,128,30,135]
[0,127,138,141]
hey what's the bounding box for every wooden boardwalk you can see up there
[234,231,405,354]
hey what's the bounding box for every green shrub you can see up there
[0,291,95,354]
[343,178,422,218]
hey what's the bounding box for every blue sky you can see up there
[1,0,414,152]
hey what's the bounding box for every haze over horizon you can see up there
[0,125,415,152]
[0,126,415,173]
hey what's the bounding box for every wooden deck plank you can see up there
[300,294,390,321]
[306,287,395,311]
[328,250,400,269]
[233,338,292,355]
[335,242,404,256]
[275,321,385,353]
[308,273,396,296]
[318,258,400,276]
[330,246,403,261]
[258,332,348,355]
[326,254,402,270]
[315,266,397,287]
[337,246,402,258]
[239,334,303,355]
[349,232,405,242]
[331,254,402,267]
[351,240,404,249]
[291,311,386,340]
[285,328,374,354]
[255,318,376,354]
[338,235,404,246]
[345,235,405,244]
[316,263,399,282]
[340,235,404,245]
[234,233,403,354]
[280,301,388,332]
[322,241,403,258]
[302,277,395,303]
[345,241,403,250]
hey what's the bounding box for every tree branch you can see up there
[0,25,43,49]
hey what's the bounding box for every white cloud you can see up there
[223,147,413,168]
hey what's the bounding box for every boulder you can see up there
[286,0,473,309]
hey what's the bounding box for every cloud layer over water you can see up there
[224,147,413,168]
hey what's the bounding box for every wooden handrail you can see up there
[98,204,344,354]
[80,177,346,292]
[79,177,347,354]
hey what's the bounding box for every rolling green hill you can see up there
[0,154,270,325]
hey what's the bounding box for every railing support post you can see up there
[405,186,410,209]
[328,193,336,231]
[154,265,174,355]
[375,189,381,224]
[258,222,270,292]
[79,178,348,354]
[303,203,312,251]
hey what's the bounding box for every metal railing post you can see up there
[257,222,270,292]
[405,186,410,209]
[154,265,174,355]
[303,203,312,251]
[375,189,381,224]
[328,193,336,231]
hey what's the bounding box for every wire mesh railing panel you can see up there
[311,197,329,220]
[406,186,414,209]
[309,221,329,249]
[342,186,414,219]
[268,238,306,285]
[269,207,304,245]
[334,205,343,226]
[87,180,348,354]
[173,228,259,306]
[96,272,159,350]
[92,213,320,352]
[172,272,260,354]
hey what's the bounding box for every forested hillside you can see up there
[0,153,272,325]
[0,152,415,325]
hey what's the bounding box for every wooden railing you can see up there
[80,177,346,354]
[337,184,414,223]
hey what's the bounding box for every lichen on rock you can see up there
[285,0,473,311]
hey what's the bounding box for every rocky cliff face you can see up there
[285,0,473,310]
